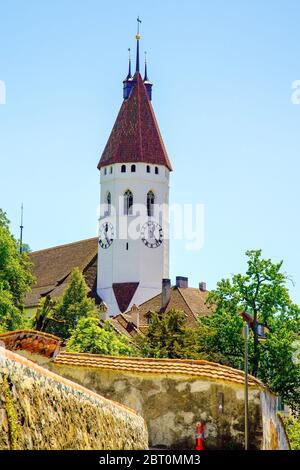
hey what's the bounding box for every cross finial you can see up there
[137,16,142,37]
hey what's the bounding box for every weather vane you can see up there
[137,16,142,36]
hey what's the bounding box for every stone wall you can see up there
[0,331,289,450]
[260,390,290,450]
[0,348,148,450]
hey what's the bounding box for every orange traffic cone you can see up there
[195,420,204,450]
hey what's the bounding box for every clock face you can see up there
[141,221,163,248]
[99,222,114,249]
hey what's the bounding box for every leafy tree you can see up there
[45,268,99,339]
[282,415,300,450]
[196,309,246,369]
[0,285,24,333]
[141,309,198,359]
[66,317,136,356]
[0,209,34,332]
[207,250,295,376]
[259,317,300,414]
[0,209,34,306]
[32,295,63,332]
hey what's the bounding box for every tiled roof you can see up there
[53,352,263,388]
[25,237,99,308]
[97,73,172,171]
[111,286,212,336]
[113,282,139,313]
[0,330,61,358]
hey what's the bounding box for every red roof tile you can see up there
[97,73,172,171]
[0,330,61,358]
[54,352,263,388]
[25,238,99,308]
[113,282,139,313]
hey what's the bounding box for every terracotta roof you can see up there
[107,314,140,339]
[53,352,263,388]
[111,286,212,336]
[0,330,61,358]
[25,238,99,308]
[113,282,139,313]
[97,73,172,171]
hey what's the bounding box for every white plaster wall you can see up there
[97,162,170,315]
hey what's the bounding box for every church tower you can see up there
[97,22,172,316]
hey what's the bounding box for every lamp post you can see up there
[244,324,249,451]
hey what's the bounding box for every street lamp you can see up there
[244,324,249,451]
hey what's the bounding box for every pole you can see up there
[244,324,249,450]
[19,203,24,255]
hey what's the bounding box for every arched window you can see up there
[155,166,159,175]
[131,164,136,173]
[106,192,111,216]
[124,190,133,215]
[147,190,155,217]
[121,164,126,173]
[146,165,151,173]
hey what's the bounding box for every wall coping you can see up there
[0,347,140,418]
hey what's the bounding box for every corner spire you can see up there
[143,51,148,81]
[126,48,132,80]
[143,51,153,101]
[135,16,142,73]
[123,48,134,99]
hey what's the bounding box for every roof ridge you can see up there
[0,329,61,342]
[54,352,263,388]
[176,287,197,319]
[30,237,98,255]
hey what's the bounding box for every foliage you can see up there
[259,317,300,415]
[0,209,34,306]
[66,317,137,356]
[207,249,295,376]
[206,249,300,413]
[3,376,19,450]
[196,309,247,369]
[0,285,24,333]
[281,415,300,450]
[16,241,31,254]
[45,268,99,339]
[32,295,60,331]
[0,209,34,333]
[141,309,198,359]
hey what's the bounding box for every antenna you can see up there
[19,203,24,255]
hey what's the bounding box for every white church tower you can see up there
[97,23,172,316]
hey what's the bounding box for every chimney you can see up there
[162,279,171,310]
[99,301,109,320]
[199,282,207,292]
[176,276,188,288]
[130,304,140,329]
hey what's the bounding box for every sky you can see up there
[0,0,300,302]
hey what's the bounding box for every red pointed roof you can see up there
[97,73,172,171]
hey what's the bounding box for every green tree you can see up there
[0,285,24,333]
[45,268,98,339]
[196,309,246,369]
[259,316,300,414]
[282,415,300,450]
[207,250,295,376]
[141,309,198,359]
[32,295,63,332]
[66,317,136,356]
[0,209,34,332]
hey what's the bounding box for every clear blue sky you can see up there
[1,0,300,302]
